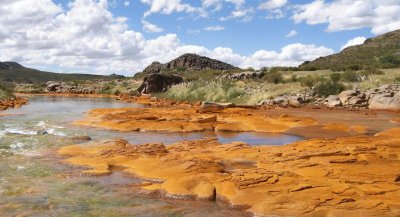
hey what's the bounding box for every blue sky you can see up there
[0,0,399,75]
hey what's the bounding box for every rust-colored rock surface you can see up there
[58,127,400,216]
[73,106,318,133]
[0,97,28,110]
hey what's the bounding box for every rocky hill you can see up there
[142,53,237,74]
[0,62,124,83]
[0,62,25,70]
[300,29,400,70]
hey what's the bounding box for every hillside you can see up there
[142,53,237,74]
[0,62,125,83]
[300,29,400,70]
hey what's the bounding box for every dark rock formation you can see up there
[0,62,24,70]
[142,53,237,74]
[137,74,183,94]
[142,62,163,74]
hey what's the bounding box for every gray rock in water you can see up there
[37,130,49,135]
[137,73,184,94]
[71,135,92,142]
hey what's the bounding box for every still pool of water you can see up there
[0,96,303,216]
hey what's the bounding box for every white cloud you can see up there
[140,0,205,17]
[202,0,223,11]
[258,0,287,10]
[0,0,335,75]
[204,25,225,31]
[341,36,366,50]
[286,30,298,37]
[292,0,400,35]
[124,1,130,6]
[142,20,163,33]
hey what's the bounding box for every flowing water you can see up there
[0,96,303,217]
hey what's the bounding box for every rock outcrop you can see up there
[45,81,96,94]
[137,74,183,94]
[142,53,237,74]
[219,71,265,80]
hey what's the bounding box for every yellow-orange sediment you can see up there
[58,128,400,216]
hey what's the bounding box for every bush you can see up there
[395,76,400,83]
[330,73,342,83]
[263,72,284,84]
[314,81,346,97]
[0,82,14,99]
[348,65,362,71]
[159,80,245,103]
[341,70,359,82]
[288,75,298,83]
[300,76,315,89]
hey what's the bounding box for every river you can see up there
[0,96,302,217]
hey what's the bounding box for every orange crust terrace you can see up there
[0,97,28,111]
[73,106,318,133]
[58,127,400,216]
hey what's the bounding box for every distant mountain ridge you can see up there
[300,29,400,70]
[0,62,125,83]
[142,53,237,74]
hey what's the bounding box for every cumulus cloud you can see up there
[258,0,287,10]
[140,0,205,17]
[341,36,367,50]
[0,0,335,75]
[204,25,225,31]
[286,30,298,37]
[142,20,163,33]
[292,0,400,35]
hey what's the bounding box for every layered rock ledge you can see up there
[58,128,400,216]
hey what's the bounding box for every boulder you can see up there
[325,95,342,108]
[369,92,400,110]
[137,73,184,94]
[200,101,234,112]
[338,90,359,104]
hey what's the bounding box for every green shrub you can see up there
[314,81,346,96]
[159,80,244,103]
[0,83,14,99]
[395,76,400,83]
[288,75,298,83]
[341,70,359,82]
[177,67,187,72]
[330,73,342,83]
[263,72,284,84]
[299,75,319,89]
[348,65,362,71]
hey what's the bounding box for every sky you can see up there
[0,0,400,76]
